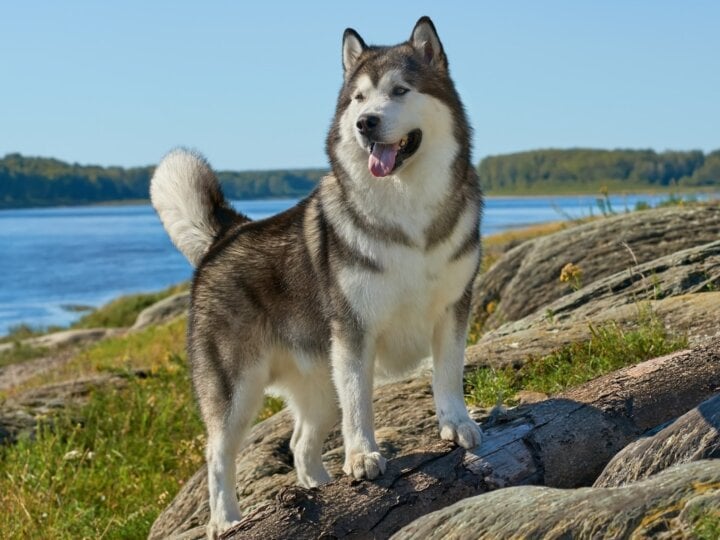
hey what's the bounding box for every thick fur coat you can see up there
[151,16,483,538]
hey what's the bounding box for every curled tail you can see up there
[150,149,245,266]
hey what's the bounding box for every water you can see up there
[0,193,711,335]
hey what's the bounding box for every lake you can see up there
[0,193,711,335]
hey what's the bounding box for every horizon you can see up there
[4,145,719,173]
[1,2,719,170]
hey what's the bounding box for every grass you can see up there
[465,306,688,407]
[0,320,202,539]
[0,317,284,539]
[693,509,720,540]
[0,342,49,368]
[0,359,204,538]
[72,283,188,329]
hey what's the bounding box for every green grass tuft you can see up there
[693,510,720,540]
[72,283,188,330]
[465,306,688,407]
[0,342,49,368]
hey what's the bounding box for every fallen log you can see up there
[215,339,720,540]
[391,460,720,540]
[594,393,720,488]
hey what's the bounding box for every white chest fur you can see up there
[334,198,479,376]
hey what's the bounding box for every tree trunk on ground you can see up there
[594,393,720,488]
[391,460,720,540]
[219,340,720,540]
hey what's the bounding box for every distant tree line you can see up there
[477,148,720,194]
[1,149,719,209]
[0,153,326,209]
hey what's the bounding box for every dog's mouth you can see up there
[367,129,422,178]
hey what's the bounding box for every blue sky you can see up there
[1,1,718,170]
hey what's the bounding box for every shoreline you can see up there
[1,187,719,212]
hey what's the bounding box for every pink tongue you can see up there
[368,143,400,178]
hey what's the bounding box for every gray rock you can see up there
[151,338,720,539]
[595,393,720,488]
[467,241,720,369]
[392,460,720,540]
[0,327,123,354]
[130,292,189,331]
[0,374,129,444]
[473,204,720,330]
[466,291,720,370]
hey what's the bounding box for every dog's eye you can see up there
[392,86,409,96]
[354,93,365,102]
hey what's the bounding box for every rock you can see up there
[466,291,720,370]
[594,393,720,488]
[0,347,77,392]
[131,292,189,331]
[0,327,123,354]
[150,338,720,539]
[473,204,720,330]
[0,374,129,445]
[149,375,451,540]
[391,460,720,540]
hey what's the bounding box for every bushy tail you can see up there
[150,149,245,266]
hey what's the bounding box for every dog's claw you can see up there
[439,417,483,449]
[343,451,387,480]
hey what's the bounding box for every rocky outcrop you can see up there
[466,291,720,370]
[472,204,720,330]
[0,327,123,355]
[150,339,720,540]
[131,291,189,331]
[0,373,131,445]
[392,460,720,540]
[466,240,720,369]
[594,393,720,488]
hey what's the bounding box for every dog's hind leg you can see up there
[285,365,340,487]
[196,354,268,539]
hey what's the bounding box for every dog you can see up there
[150,16,483,538]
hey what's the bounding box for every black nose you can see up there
[356,115,380,135]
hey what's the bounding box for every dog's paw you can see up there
[297,468,332,488]
[439,416,483,449]
[206,519,241,540]
[343,451,387,480]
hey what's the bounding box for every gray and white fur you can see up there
[151,16,483,538]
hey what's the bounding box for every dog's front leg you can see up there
[331,325,386,480]
[432,299,483,449]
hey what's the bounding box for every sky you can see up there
[1,1,718,171]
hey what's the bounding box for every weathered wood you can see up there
[594,393,720,488]
[391,460,720,540]
[210,340,720,540]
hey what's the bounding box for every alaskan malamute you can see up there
[151,16,483,538]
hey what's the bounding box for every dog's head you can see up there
[328,17,468,180]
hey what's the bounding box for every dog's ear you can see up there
[410,16,447,70]
[342,28,367,77]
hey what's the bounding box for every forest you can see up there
[1,148,718,208]
[0,153,324,208]
[478,148,720,194]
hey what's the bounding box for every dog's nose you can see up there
[356,115,380,135]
